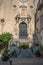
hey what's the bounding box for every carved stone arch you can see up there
[19,20,28,25]
[15,13,31,39]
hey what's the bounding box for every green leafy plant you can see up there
[0,32,13,43]
[35,50,41,57]
[0,32,13,48]
[2,48,9,61]
[39,44,43,57]
[39,44,43,51]
[2,48,9,57]
[0,49,1,54]
[0,41,3,45]
[20,42,29,49]
[13,50,17,57]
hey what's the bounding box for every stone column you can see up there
[15,15,20,39]
[27,16,31,39]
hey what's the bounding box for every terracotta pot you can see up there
[13,54,17,58]
[41,54,43,58]
[35,53,41,57]
[0,52,1,54]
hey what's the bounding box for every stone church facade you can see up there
[0,0,39,46]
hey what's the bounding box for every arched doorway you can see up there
[19,22,27,39]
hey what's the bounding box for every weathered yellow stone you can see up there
[0,0,39,45]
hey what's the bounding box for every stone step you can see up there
[19,39,29,42]
[18,38,33,42]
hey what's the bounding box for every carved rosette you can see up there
[0,19,5,24]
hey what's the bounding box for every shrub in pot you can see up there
[35,50,41,57]
[12,50,17,58]
[0,32,13,49]
[2,49,9,61]
[20,43,29,49]
[0,49,1,54]
[39,44,43,57]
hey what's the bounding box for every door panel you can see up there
[19,22,27,39]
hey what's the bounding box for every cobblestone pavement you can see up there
[0,58,43,65]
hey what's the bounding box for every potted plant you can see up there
[35,50,41,57]
[2,48,9,61]
[39,44,43,57]
[0,49,1,54]
[0,32,13,49]
[0,41,3,54]
[20,43,29,49]
[13,50,17,58]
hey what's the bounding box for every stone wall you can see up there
[0,0,38,43]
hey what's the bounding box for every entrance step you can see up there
[19,39,29,42]
[17,38,34,43]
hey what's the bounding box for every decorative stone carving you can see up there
[19,0,28,3]
[15,14,31,23]
[19,5,27,8]
[0,19,5,24]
